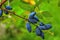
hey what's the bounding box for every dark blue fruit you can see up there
[39,23,52,30]
[39,22,45,26]
[26,22,31,32]
[0,10,3,17]
[29,18,38,23]
[28,12,39,23]
[36,27,41,36]
[36,27,44,39]
[45,24,52,30]
[5,6,12,10]
[38,26,47,30]
[34,16,39,21]
[29,12,36,19]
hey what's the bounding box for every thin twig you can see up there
[1,8,38,27]
[0,0,7,7]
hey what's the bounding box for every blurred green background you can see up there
[0,0,60,40]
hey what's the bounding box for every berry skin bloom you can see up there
[29,12,36,19]
[0,10,3,17]
[36,27,44,39]
[39,22,45,26]
[34,16,39,21]
[38,22,52,30]
[45,24,52,30]
[28,12,39,23]
[38,26,47,30]
[5,6,12,10]
[29,18,38,23]
[26,22,32,32]
[38,22,47,30]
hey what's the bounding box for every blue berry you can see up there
[28,18,38,23]
[0,10,3,17]
[39,22,46,30]
[38,26,47,30]
[45,24,52,30]
[36,27,41,36]
[34,16,39,21]
[5,6,12,10]
[28,12,39,23]
[36,27,44,39]
[39,22,44,26]
[26,22,31,32]
[29,12,36,19]
[39,23,52,30]
[40,32,45,39]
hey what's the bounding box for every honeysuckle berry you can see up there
[26,22,31,32]
[29,12,36,19]
[5,6,12,10]
[36,27,44,39]
[45,24,52,30]
[34,16,39,21]
[28,18,38,23]
[38,23,52,30]
[39,22,45,26]
[38,26,47,30]
[0,10,3,17]
[28,12,39,23]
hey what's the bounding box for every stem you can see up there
[0,0,7,7]
[1,8,38,27]
[13,13,38,26]
[13,13,28,21]
[2,8,28,20]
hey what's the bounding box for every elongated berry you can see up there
[5,6,12,10]
[34,16,39,21]
[39,23,52,30]
[38,26,47,30]
[26,22,31,32]
[36,27,44,39]
[29,18,38,23]
[29,12,36,19]
[45,24,52,30]
[0,10,3,17]
[39,22,45,26]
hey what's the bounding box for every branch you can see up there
[1,8,38,27]
[0,0,7,7]
[1,8,52,34]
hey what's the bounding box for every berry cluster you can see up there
[26,12,52,40]
[0,6,12,17]
[28,12,39,23]
[0,0,52,40]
